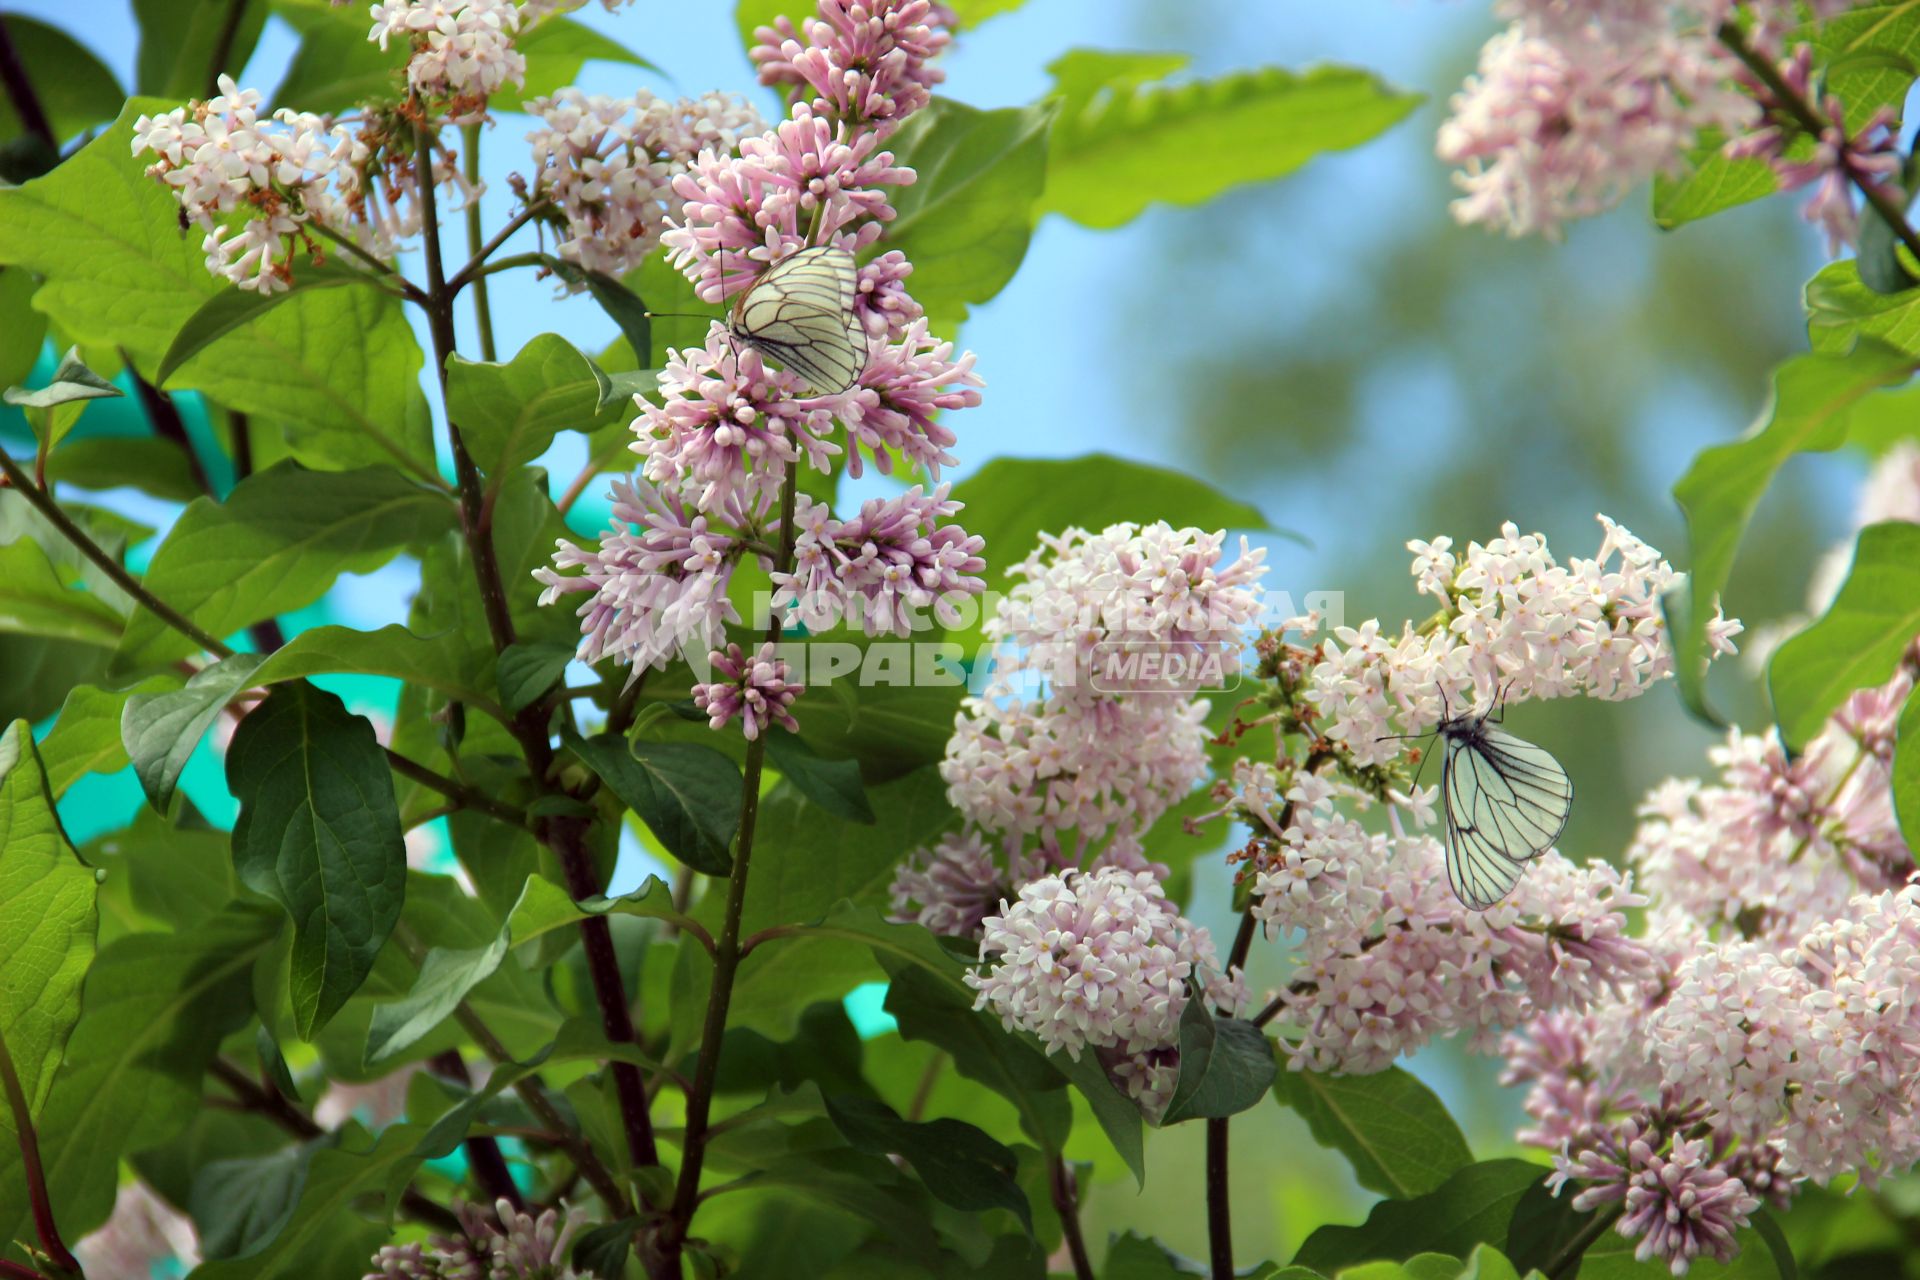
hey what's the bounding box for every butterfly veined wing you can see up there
[1440,724,1573,909]
[729,246,867,394]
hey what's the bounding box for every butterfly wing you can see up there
[730,246,867,394]
[1441,725,1572,909]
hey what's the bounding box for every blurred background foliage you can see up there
[0,0,1867,1269]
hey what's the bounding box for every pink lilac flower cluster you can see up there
[369,0,526,118]
[367,1198,583,1280]
[749,0,954,126]
[540,0,985,743]
[889,522,1265,936]
[1309,515,1740,770]
[966,867,1245,1119]
[692,641,804,740]
[523,88,764,280]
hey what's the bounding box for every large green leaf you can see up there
[190,1139,326,1261]
[881,98,1054,326]
[1292,1159,1546,1273]
[1160,1000,1277,1125]
[155,261,387,384]
[1814,4,1920,131]
[447,332,624,488]
[0,267,47,390]
[364,921,509,1067]
[565,729,744,875]
[1668,341,1915,721]
[122,651,265,811]
[496,13,659,112]
[1807,258,1920,356]
[0,538,126,647]
[134,0,267,97]
[1040,50,1421,229]
[116,462,455,669]
[1768,522,1920,750]
[0,15,124,145]
[0,723,96,1141]
[270,1,406,112]
[254,623,504,723]
[1272,1065,1475,1200]
[0,905,281,1249]
[228,681,408,1038]
[1651,133,1780,230]
[38,677,176,800]
[824,1093,1031,1232]
[944,452,1270,654]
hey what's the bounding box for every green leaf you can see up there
[134,0,267,97]
[545,256,655,362]
[39,677,175,799]
[565,728,743,875]
[1053,1043,1147,1187]
[0,539,127,647]
[254,623,505,722]
[1808,257,1920,356]
[0,723,96,1138]
[1814,4,1920,131]
[365,921,508,1066]
[881,97,1055,325]
[824,1092,1032,1232]
[0,906,281,1250]
[41,436,203,503]
[764,727,875,823]
[228,681,408,1038]
[1272,1065,1475,1199]
[3,343,121,438]
[945,453,1272,653]
[1292,1158,1546,1274]
[1857,195,1920,296]
[1041,51,1421,229]
[1894,691,1920,856]
[496,14,659,112]
[506,872,709,954]
[573,1216,646,1280]
[447,332,625,487]
[270,2,406,113]
[0,15,124,145]
[156,261,383,385]
[1768,522,1920,750]
[190,1138,328,1261]
[0,267,48,391]
[116,462,455,670]
[1668,341,1915,721]
[1160,1000,1277,1125]
[496,641,575,714]
[122,651,266,811]
[1651,133,1780,230]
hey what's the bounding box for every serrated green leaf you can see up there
[1292,1159,1545,1274]
[122,651,266,810]
[447,332,625,488]
[565,728,743,875]
[1273,1065,1475,1199]
[116,462,455,670]
[881,97,1054,325]
[0,722,97,1142]
[1768,521,1920,750]
[1160,1000,1277,1125]
[1669,341,1916,722]
[1041,52,1420,229]
[228,681,407,1037]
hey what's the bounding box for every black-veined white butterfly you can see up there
[1396,692,1575,909]
[726,245,868,394]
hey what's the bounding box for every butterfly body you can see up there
[1434,705,1573,909]
[726,245,868,395]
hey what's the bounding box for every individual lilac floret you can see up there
[750,0,953,126]
[967,867,1243,1118]
[692,641,804,740]
[367,1197,583,1279]
[535,480,743,674]
[772,486,986,637]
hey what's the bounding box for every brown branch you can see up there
[1049,1156,1095,1280]
[0,1025,80,1273]
[201,0,250,99]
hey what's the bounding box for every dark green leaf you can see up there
[0,15,123,145]
[0,539,127,647]
[157,260,382,384]
[134,0,266,97]
[0,722,96,1138]
[1857,199,1919,296]
[228,681,407,1037]
[446,332,625,485]
[574,1216,645,1280]
[1161,1000,1277,1125]
[1669,341,1915,722]
[1052,1047,1147,1187]
[547,258,654,362]
[365,923,509,1067]
[1041,50,1421,229]
[117,462,455,670]
[256,1025,302,1104]
[1292,1158,1546,1273]
[122,651,266,810]
[41,436,203,502]
[190,1138,329,1260]
[764,727,875,823]
[881,97,1054,325]
[565,728,742,875]
[39,677,174,799]
[496,15,659,112]
[824,1093,1032,1232]
[1769,522,1920,750]
[1272,1064,1474,1199]
[496,642,575,714]
[254,623,505,723]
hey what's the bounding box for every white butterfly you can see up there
[727,246,868,395]
[1426,695,1574,909]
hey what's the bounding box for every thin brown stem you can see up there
[308,222,430,306]
[386,750,529,827]
[1717,20,1920,265]
[1049,1156,1095,1280]
[447,203,552,294]
[0,1259,46,1280]
[0,1025,80,1273]
[1205,1118,1232,1280]
[201,0,250,98]
[905,1051,945,1123]
[556,461,600,516]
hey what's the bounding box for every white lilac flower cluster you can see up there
[367,1198,582,1280]
[523,88,764,280]
[538,0,985,733]
[132,77,384,293]
[1309,515,1740,769]
[370,0,527,118]
[1441,0,1884,246]
[966,867,1244,1119]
